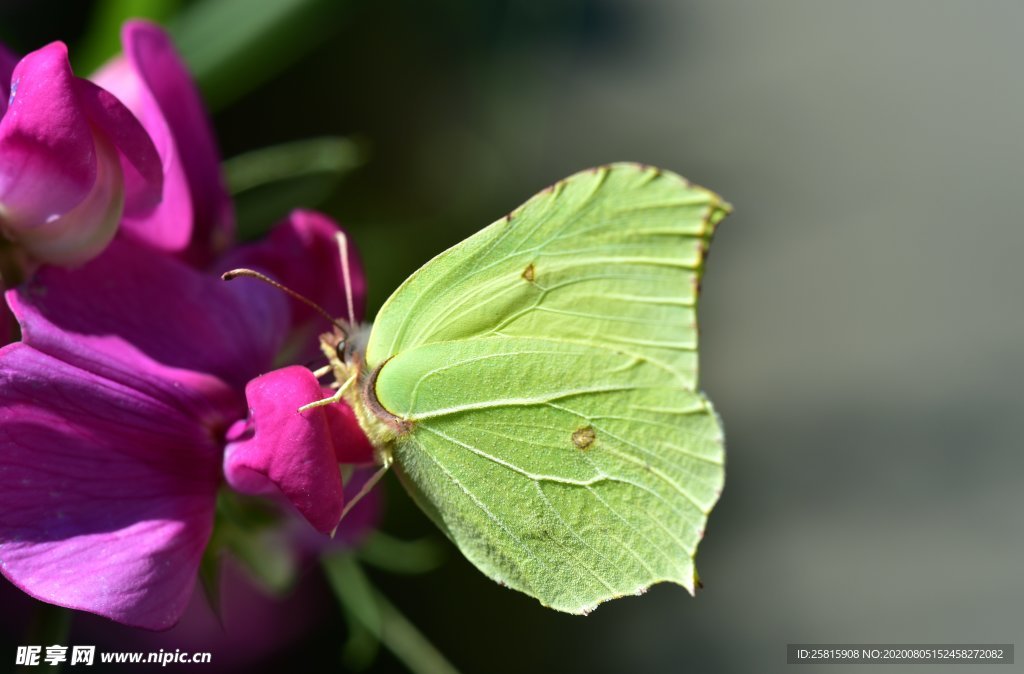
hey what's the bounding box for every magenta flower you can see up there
[93,21,233,264]
[224,366,375,534]
[0,41,162,267]
[0,211,372,629]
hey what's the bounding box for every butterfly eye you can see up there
[335,339,347,361]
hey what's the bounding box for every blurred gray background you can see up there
[2,1,1021,672]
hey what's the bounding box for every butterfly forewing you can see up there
[366,164,728,388]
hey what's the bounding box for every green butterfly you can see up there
[332,163,728,614]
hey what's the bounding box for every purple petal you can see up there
[224,366,346,535]
[0,42,19,117]
[94,21,232,261]
[0,343,233,629]
[8,239,288,390]
[64,562,332,669]
[219,210,366,363]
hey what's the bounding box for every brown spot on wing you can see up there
[572,425,596,450]
[521,263,536,283]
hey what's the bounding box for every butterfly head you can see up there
[328,321,372,366]
[317,321,371,396]
[220,266,371,398]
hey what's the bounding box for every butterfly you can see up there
[234,163,729,614]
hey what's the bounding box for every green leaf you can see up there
[223,137,363,240]
[224,137,363,195]
[168,0,351,110]
[197,527,225,624]
[74,0,181,74]
[360,164,728,614]
[324,554,461,674]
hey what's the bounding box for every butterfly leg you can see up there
[332,455,393,535]
[298,373,356,412]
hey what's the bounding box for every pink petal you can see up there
[0,343,232,629]
[6,124,124,265]
[9,239,288,390]
[74,78,162,219]
[224,366,349,535]
[94,21,232,261]
[92,57,189,253]
[0,43,161,266]
[0,43,94,229]
[324,394,376,465]
[219,210,366,363]
[283,470,382,556]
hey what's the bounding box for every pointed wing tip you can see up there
[590,161,734,216]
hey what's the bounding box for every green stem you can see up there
[323,554,461,674]
[356,531,446,575]
[17,603,72,673]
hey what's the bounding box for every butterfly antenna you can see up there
[333,457,392,534]
[336,231,357,327]
[221,268,347,333]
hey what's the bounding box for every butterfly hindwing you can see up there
[374,336,724,612]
